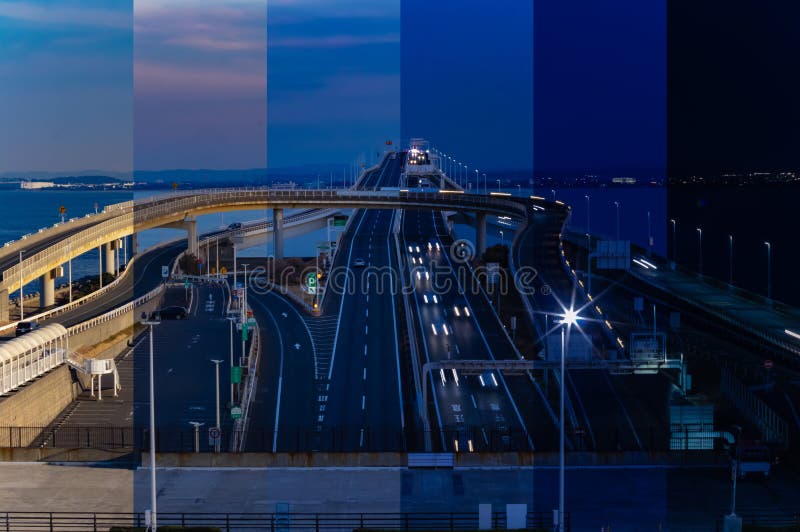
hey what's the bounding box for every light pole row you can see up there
[672,221,774,298]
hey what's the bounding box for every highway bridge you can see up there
[2,145,798,458]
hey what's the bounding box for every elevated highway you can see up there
[0,180,540,320]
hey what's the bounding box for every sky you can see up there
[0,0,133,174]
[6,0,791,177]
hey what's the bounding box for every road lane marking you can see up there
[363,367,367,380]
[361,395,366,410]
[364,345,367,356]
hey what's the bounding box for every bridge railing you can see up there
[66,281,164,337]
[2,187,540,293]
[0,254,137,334]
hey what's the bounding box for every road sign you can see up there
[161,266,169,279]
[333,215,347,227]
[184,278,189,288]
[231,406,242,420]
[307,272,317,295]
[241,325,248,341]
[208,427,221,446]
[231,366,242,384]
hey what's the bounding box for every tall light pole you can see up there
[211,359,223,452]
[728,235,734,286]
[670,219,677,268]
[464,165,468,188]
[189,421,204,453]
[496,179,501,192]
[647,211,652,256]
[18,250,24,320]
[499,230,504,246]
[483,173,487,195]
[474,169,479,192]
[614,201,620,240]
[141,311,161,531]
[585,195,591,235]
[458,162,462,186]
[696,228,703,276]
[765,241,772,301]
[555,308,579,532]
[551,189,556,201]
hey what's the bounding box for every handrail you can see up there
[66,282,164,336]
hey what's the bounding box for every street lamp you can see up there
[551,189,556,201]
[554,307,580,532]
[728,235,734,287]
[764,241,772,301]
[496,179,501,192]
[189,421,204,453]
[614,201,620,240]
[585,195,591,236]
[211,359,223,452]
[647,211,652,256]
[474,169,479,191]
[482,173,487,195]
[670,219,677,267]
[140,311,161,531]
[499,230,504,246]
[696,228,703,276]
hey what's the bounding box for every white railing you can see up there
[0,254,138,334]
[2,188,531,293]
[67,282,164,336]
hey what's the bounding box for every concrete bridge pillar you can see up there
[273,208,284,259]
[476,212,487,258]
[0,289,8,321]
[186,218,198,257]
[39,268,58,308]
[131,233,139,256]
[104,242,116,276]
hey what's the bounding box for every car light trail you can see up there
[490,373,498,387]
[451,369,459,386]
[431,323,438,335]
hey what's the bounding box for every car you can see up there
[158,306,188,320]
[353,258,366,267]
[227,222,242,230]
[15,321,39,337]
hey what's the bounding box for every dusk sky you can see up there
[2,0,668,175]
[0,0,132,174]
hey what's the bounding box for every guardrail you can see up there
[2,188,537,293]
[231,305,260,452]
[0,260,134,335]
[66,281,164,337]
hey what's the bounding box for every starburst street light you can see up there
[559,307,579,326]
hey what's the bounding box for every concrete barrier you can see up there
[0,365,82,445]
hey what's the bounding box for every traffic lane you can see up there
[133,283,233,450]
[324,209,381,449]
[247,290,318,451]
[403,211,529,451]
[0,218,109,273]
[362,210,404,449]
[39,241,185,328]
[432,215,560,449]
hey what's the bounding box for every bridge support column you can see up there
[131,233,139,256]
[273,208,284,259]
[104,242,116,276]
[186,218,198,257]
[39,268,57,308]
[0,289,8,321]
[475,212,487,258]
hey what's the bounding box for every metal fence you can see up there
[0,511,565,531]
[7,425,683,453]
